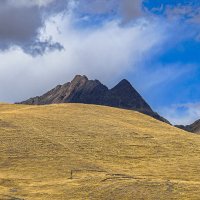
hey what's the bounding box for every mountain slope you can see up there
[0,103,200,200]
[176,119,200,133]
[19,75,169,123]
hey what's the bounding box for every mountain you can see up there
[0,103,200,199]
[176,119,200,133]
[19,75,169,123]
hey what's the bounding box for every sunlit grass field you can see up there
[0,103,200,199]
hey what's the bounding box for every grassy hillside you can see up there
[0,103,200,200]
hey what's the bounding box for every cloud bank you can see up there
[0,7,169,102]
[0,0,144,54]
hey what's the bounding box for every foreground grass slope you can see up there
[0,103,200,200]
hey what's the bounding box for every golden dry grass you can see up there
[0,103,200,200]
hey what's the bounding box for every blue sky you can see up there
[0,0,200,125]
[137,0,200,124]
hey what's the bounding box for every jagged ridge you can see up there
[19,75,169,123]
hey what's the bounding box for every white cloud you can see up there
[0,0,66,53]
[0,9,169,102]
[159,103,200,125]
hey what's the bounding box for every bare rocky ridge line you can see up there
[18,75,170,124]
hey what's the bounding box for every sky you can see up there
[0,0,200,125]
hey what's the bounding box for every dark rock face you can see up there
[19,75,169,123]
[176,120,200,134]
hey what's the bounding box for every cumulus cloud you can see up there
[0,5,42,47]
[0,0,146,55]
[0,0,66,54]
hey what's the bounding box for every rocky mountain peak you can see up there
[19,75,169,123]
[71,75,88,84]
[115,79,132,88]
[111,79,139,94]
